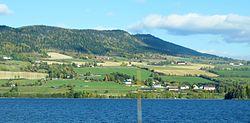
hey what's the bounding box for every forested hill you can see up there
[134,34,215,57]
[0,25,215,57]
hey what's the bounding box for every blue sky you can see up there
[0,0,250,60]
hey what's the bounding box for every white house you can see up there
[35,60,41,64]
[3,56,12,60]
[199,85,204,89]
[10,83,16,87]
[124,79,132,85]
[176,61,187,65]
[180,85,190,90]
[229,63,244,67]
[193,85,199,90]
[167,86,179,91]
[153,84,163,89]
[239,63,244,66]
[203,85,216,91]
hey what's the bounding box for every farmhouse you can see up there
[229,63,244,66]
[153,84,164,89]
[35,60,41,64]
[180,85,190,90]
[10,83,16,87]
[176,61,187,65]
[192,85,199,90]
[95,56,110,60]
[203,85,216,91]
[124,79,132,85]
[167,86,179,91]
[2,56,12,60]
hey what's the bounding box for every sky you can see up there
[0,0,250,60]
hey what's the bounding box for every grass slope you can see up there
[161,76,214,84]
[74,67,152,80]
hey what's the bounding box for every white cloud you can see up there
[0,3,12,15]
[129,13,250,44]
[198,49,229,56]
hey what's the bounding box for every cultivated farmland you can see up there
[0,71,47,79]
[47,52,73,60]
[151,64,218,77]
[161,76,214,84]
[74,67,152,80]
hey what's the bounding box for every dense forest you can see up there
[0,25,216,57]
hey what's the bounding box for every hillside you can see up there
[0,25,215,57]
[134,34,215,57]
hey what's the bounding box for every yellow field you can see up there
[0,71,47,79]
[73,61,86,66]
[47,52,73,60]
[98,61,147,67]
[152,64,218,77]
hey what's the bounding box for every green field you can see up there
[0,80,137,95]
[74,67,152,80]
[0,80,8,85]
[161,76,214,84]
[0,61,30,71]
[0,79,38,86]
[214,70,250,77]
[215,77,250,84]
[43,80,137,95]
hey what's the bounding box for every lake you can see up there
[0,99,249,123]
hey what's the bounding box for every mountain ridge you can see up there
[0,25,216,58]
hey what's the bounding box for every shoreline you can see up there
[0,97,229,100]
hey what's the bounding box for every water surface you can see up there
[0,99,249,123]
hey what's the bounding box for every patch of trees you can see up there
[125,91,219,99]
[103,72,131,83]
[83,62,98,67]
[48,64,76,79]
[22,62,77,79]
[224,84,250,99]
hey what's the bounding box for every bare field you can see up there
[47,52,73,60]
[42,60,64,65]
[0,71,47,79]
[152,64,218,77]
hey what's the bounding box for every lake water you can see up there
[0,99,249,123]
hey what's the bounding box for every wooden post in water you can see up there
[137,92,142,123]
[137,70,142,123]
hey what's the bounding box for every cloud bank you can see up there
[129,13,250,44]
[0,3,11,15]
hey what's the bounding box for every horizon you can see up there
[0,0,249,60]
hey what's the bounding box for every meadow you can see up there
[160,76,214,85]
[0,80,137,95]
[0,61,30,71]
[214,77,250,84]
[0,79,38,86]
[44,80,137,95]
[74,67,153,80]
[213,70,250,77]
